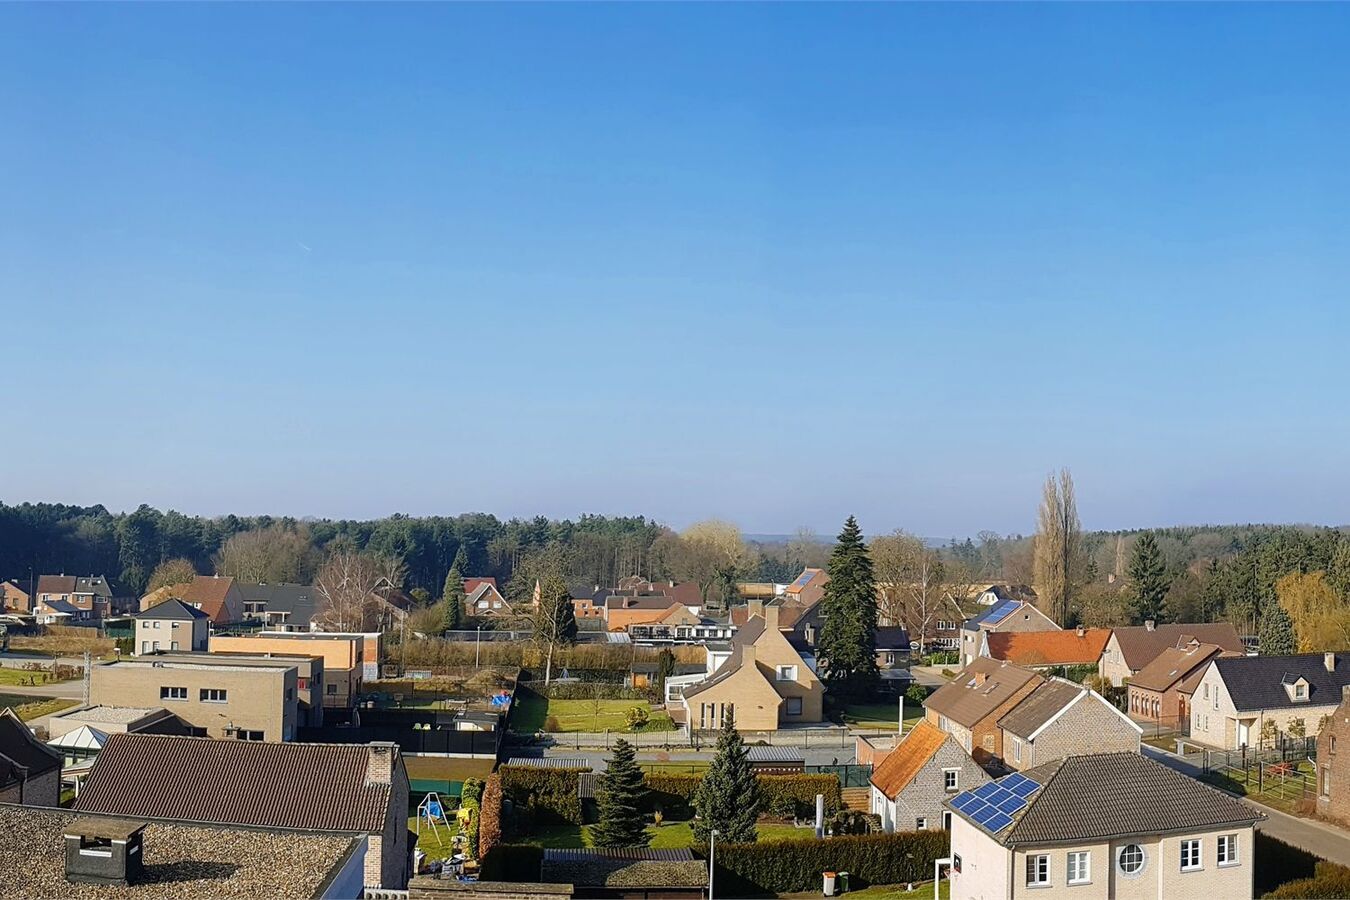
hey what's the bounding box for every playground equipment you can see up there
[416,792,451,845]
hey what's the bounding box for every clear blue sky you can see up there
[3,4,1348,537]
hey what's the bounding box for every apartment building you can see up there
[155,650,325,726]
[209,631,373,710]
[90,659,298,741]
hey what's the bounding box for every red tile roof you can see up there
[985,628,1112,667]
[464,577,498,595]
[870,721,949,799]
[76,733,403,833]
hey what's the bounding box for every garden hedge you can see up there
[480,843,544,882]
[477,773,503,859]
[499,765,588,825]
[705,831,950,895]
[1256,831,1325,896]
[643,773,841,819]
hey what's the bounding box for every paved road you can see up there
[1142,746,1350,867]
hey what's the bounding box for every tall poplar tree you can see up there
[1033,469,1083,625]
[817,516,879,697]
[592,738,650,848]
[692,711,760,843]
[1126,532,1170,624]
[442,566,465,631]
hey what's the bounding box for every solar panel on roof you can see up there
[1001,773,1031,792]
[972,782,1002,800]
[986,600,1021,624]
[985,812,1013,833]
[1010,778,1040,798]
[997,794,1025,813]
[950,792,979,812]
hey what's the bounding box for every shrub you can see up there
[1256,831,1323,896]
[904,684,929,705]
[827,810,879,835]
[499,765,587,825]
[481,843,543,882]
[477,774,503,859]
[644,774,701,816]
[461,777,485,806]
[1264,862,1350,899]
[707,830,950,894]
[544,715,561,732]
[758,774,842,818]
[626,706,650,730]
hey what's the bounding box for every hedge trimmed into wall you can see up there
[477,773,503,859]
[481,843,545,882]
[500,765,588,826]
[706,831,950,895]
[643,773,841,819]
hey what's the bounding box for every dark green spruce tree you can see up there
[1126,532,1171,624]
[692,710,760,843]
[817,516,879,698]
[591,738,650,848]
[1259,599,1296,656]
[442,566,465,632]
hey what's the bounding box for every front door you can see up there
[1237,719,1250,748]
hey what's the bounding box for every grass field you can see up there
[1201,761,1316,814]
[512,695,675,733]
[0,694,78,721]
[0,668,68,687]
[779,882,937,900]
[841,702,924,730]
[408,816,468,860]
[527,821,810,849]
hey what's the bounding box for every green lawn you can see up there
[0,693,78,721]
[409,816,468,860]
[780,882,938,900]
[841,702,924,730]
[511,695,675,734]
[526,821,811,849]
[0,668,66,687]
[1200,762,1315,814]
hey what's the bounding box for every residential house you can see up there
[77,733,411,889]
[924,658,1045,765]
[784,567,829,608]
[466,580,514,618]
[875,626,913,670]
[1126,641,1240,725]
[0,579,32,613]
[998,677,1142,772]
[237,582,319,631]
[980,626,1112,672]
[1315,686,1350,823]
[870,719,988,833]
[45,705,191,770]
[681,606,823,731]
[947,753,1263,899]
[463,576,498,596]
[34,597,81,625]
[36,574,115,621]
[604,595,682,633]
[628,604,735,644]
[1189,652,1350,750]
[210,631,370,711]
[540,848,706,900]
[1098,621,1245,687]
[89,658,299,741]
[133,598,209,655]
[960,600,1060,666]
[0,708,62,806]
[139,574,245,625]
[155,650,326,727]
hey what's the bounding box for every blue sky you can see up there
[2,4,1348,537]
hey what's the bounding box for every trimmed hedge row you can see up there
[1264,862,1350,899]
[477,774,503,860]
[481,843,545,882]
[707,831,950,895]
[499,765,587,826]
[643,773,841,818]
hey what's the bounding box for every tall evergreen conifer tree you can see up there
[1260,600,1296,656]
[1126,532,1170,624]
[592,738,650,848]
[692,711,760,843]
[442,566,465,631]
[817,516,879,697]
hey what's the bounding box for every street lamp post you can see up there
[475,625,482,668]
[708,830,719,900]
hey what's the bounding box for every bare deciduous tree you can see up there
[676,520,751,610]
[313,549,383,632]
[1033,468,1084,626]
[215,524,320,585]
[147,558,198,593]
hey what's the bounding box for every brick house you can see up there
[870,720,988,832]
[998,677,1142,771]
[924,658,1045,765]
[139,574,245,625]
[0,708,62,806]
[36,574,115,621]
[133,598,210,655]
[960,600,1060,666]
[1097,621,1245,687]
[1189,652,1350,750]
[784,567,828,608]
[0,579,33,613]
[1126,641,1239,725]
[76,733,410,889]
[980,626,1111,672]
[1316,686,1350,823]
[948,753,1263,899]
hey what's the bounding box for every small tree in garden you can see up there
[1261,718,1279,748]
[655,648,676,693]
[1289,718,1307,741]
[693,710,761,843]
[626,706,650,731]
[592,738,650,848]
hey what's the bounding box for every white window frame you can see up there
[1026,853,1050,887]
[916,817,927,830]
[943,768,960,792]
[1180,839,1202,872]
[200,688,228,703]
[776,664,798,682]
[1067,851,1090,885]
[1217,834,1239,867]
[1013,736,1022,763]
[1117,844,1146,877]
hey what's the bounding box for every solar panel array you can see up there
[793,572,814,588]
[985,599,1021,625]
[949,772,1040,833]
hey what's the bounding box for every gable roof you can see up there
[682,617,767,699]
[37,597,78,615]
[135,597,209,621]
[1109,622,1245,671]
[984,628,1111,667]
[73,576,114,598]
[76,733,403,833]
[604,595,678,611]
[875,626,912,651]
[1130,642,1229,693]
[785,568,826,595]
[962,600,1059,633]
[0,708,63,784]
[952,752,1262,847]
[236,583,319,622]
[466,582,507,605]
[146,575,239,622]
[463,577,498,595]
[870,720,952,799]
[924,658,1044,728]
[1214,653,1350,711]
[997,678,1141,740]
[36,575,77,595]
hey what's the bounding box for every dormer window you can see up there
[1282,675,1311,703]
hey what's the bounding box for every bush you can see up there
[626,706,650,730]
[707,831,950,894]
[904,684,929,705]
[477,774,503,859]
[827,810,879,835]
[1264,862,1350,899]
[480,844,543,882]
[758,775,842,818]
[544,715,561,732]
[539,681,647,701]
[500,765,587,826]
[1257,831,1323,896]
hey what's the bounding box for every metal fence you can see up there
[296,724,502,757]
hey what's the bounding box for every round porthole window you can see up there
[1118,844,1146,876]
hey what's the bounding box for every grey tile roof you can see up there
[956,752,1263,847]
[746,746,805,763]
[135,598,209,621]
[504,757,591,770]
[1215,653,1350,711]
[996,678,1085,738]
[236,583,318,623]
[542,848,706,889]
[681,618,766,699]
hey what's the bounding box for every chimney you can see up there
[1144,620,1156,632]
[64,818,146,886]
[749,598,765,616]
[742,645,756,666]
[1327,652,1337,674]
[762,605,780,632]
[1342,684,1350,703]
[974,672,988,686]
[367,742,397,786]
[1076,625,1085,638]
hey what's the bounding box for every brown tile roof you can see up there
[996,678,1087,738]
[996,752,1262,846]
[1130,642,1230,693]
[36,575,77,595]
[985,628,1111,666]
[923,658,1044,728]
[1110,622,1244,671]
[604,596,679,611]
[682,617,767,699]
[146,575,238,621]
[870,720,950,799]
[463,577,498,595]
[76,733,402,833]
[785,568,826,595]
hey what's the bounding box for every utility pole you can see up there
[708,830,718,900]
